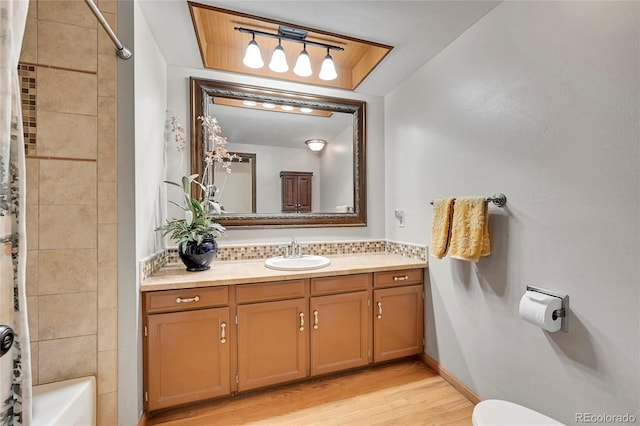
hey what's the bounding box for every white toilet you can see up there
[472,399,565,426]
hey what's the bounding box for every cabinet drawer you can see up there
[236,279,306,304]
[374,269,423,288]
[311,273,371,295]
[145,286,229,314]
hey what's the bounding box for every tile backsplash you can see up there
[140,240,428,282]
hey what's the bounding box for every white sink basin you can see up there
[264,255,331,271]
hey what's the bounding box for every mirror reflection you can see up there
[213,152,256,213]
[190,78,366,227]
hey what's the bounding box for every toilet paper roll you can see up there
[519,290,563,332]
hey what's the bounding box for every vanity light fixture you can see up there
[242,33,264,69]
[281,105,295,111]
[300,107,313,113]
[305,139,326,152]
[319,48,338,81]
[243,100,257,106]
[262,102,276,109]
[269,39,289,73]
[235,26,343,81]
[293,44,312,77]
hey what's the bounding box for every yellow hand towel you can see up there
[431,198,455,259]
[449,197,491,262]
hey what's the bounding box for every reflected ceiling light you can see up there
[262,102,276,108]
[235,26,344,80]
[281,105,294,111]
[269,39,289,73]
[300,107,313,113]
[305,139,326,152]
[242,34,264,69]
[293,44,312,77]
[319,48,338,81]
[243,100,257,106]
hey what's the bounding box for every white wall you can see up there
[385,2,639,424]
[320,125,353,212]
[134,5,168,260]
[119,2,168,424]
[166,64,385,244]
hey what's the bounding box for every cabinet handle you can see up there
[176,295,200,304]
[299,312,305,331]
[220,322,226,344]
[377,302,383,320]
[393,275,409,282]
[313,310,319,330]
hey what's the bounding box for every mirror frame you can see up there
[190,78,367,227]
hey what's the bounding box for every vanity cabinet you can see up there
[373,270,424,362]
[280,171,312,213]
[235,280,308,392]
[309,274,371,376]
[142,266,425,414]
[143,287,231,411]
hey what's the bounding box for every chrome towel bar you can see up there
[429,193,507,207]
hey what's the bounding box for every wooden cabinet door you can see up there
[374,285,424,362]
[146,307,230,411]
[281,175,298,212]
[296,175,312,212]
[310,291,369,376]
[237,299,308,392]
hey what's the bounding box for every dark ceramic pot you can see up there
[178,237,218,272]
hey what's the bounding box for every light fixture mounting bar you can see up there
[234,27,344,52]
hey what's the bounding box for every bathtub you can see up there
[32,376,96,426]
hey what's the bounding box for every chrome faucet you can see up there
[286,237,302,258]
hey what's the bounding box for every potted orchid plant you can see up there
[157,114,236,271]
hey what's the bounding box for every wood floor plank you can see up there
[147,358,475,426]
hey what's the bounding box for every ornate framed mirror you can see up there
[190,78,366,227]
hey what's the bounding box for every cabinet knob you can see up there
[313,310,319,330]
[393,275,409,282]
[176,295,200,304]
[299,312,305,331]
[220,322,227,344]
[377,302,383,320]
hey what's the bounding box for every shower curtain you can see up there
[0,1,32,425]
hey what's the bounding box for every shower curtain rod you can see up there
[84,0,132,60]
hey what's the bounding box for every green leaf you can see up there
[184,210,194,226]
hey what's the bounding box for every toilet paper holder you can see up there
[526,285,569,332]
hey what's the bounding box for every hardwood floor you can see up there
[147,358,475,426]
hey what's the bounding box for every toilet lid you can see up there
[472,399,565,426]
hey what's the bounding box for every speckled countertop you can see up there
[141,253,428,292]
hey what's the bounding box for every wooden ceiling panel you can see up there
[188,2,393,91]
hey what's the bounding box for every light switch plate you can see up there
[394,209,405,227]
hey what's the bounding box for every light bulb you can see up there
[319,51,337,81]
[269,41,289,73]
[293,46,312,77]
[242,39,264,69]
